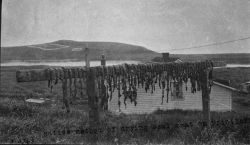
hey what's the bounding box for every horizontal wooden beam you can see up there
[16,61,215,83]
[16,69,48,82]
[16,67,87,82]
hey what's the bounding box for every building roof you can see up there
[151,57,180,63]
[213,81,237,91]
[242,81,250,84]
[213,79,230,86]
[174,59,183,63]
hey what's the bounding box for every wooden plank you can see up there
[101,54,106,66]
[62,69,70,113]
[16,69,48,82]
[85,48,99,141]
[85,48,90,68]
[86,67,100,141]
[26,98,45,104]
[16,61,217,83]
[100,54,108,110]
[201,69,211,127]
[16,67,86,82]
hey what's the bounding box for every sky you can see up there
[1,0,250,54]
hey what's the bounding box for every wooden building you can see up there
[108,80,236,114]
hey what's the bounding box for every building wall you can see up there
[108,80,232,114]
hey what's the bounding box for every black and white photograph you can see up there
[1,0,250,144]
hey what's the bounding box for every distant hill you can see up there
[1,40,161,62]
[1,40,249,64]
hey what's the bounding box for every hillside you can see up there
[1,40,161,62]
[1,40,250,64]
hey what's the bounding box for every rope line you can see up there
[170,36,250,51]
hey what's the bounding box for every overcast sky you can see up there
[1,0,250,53]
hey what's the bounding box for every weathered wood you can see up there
[16,61,219,83]
[85,48,90,68]
[100,54,108,110]
[201,69,211,127]
[16,69,48,82]
[62,78,70,113]
[87,67,100,141]
[16,67,86,82]
[101,54,106,66]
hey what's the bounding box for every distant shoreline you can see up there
[1,59,250,64]
[0,59,138,63]
[0,60,141,67]
[1,60,250,68]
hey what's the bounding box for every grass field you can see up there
[0,66,250,144]
[213,67,250,89]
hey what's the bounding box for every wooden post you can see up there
[16,61,222,82]
[100,54,108,110]
[85,48,90,68]
[87,67,100,142]
[62,79,70,113]
[62,68,70,113]
[201,69,211,127]
[101,54,106,66]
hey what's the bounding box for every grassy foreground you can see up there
[0,95,249,144]
[1,66,250,144]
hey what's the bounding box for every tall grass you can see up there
[1,94,249,144]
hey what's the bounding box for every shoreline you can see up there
[0,60,141,67]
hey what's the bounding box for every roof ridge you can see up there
[213,81,237,91]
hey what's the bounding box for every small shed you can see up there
[151,53,181,63]
[108,80,236,114]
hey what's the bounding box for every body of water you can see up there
[0,60,140,67]
[213,64,250,68]
[225,64,250,67]
[1,61,250,68]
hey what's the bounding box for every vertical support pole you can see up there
[83,47,90,102]
[62,69,70,113]
[100,54,108,110]
[101,54,106,66]
[87,67,99,142]
[85,48,90,68]
[201,69,211,127]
